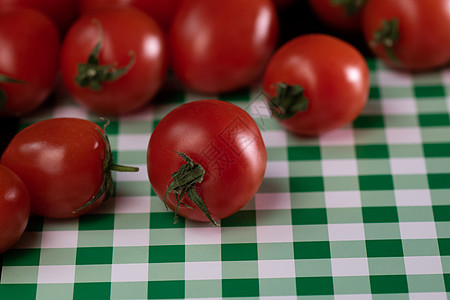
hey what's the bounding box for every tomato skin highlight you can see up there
[169,0,279,94]
[0,9,60,117]
[1,118,109,219]
[61,7,167,116]
[147,100,267,223]
[263,34,369,136]
[0,165,30,254]
[362,0,450,71]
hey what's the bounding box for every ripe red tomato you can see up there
[0,165,30,254]
[263,34,369,136]
[362,0,450,71]
[61,7,167,116]
[308,0,367,32]
[79,0,182,32]
[169,0,279,94]
[0,9,60,117]
[0,0,79,35]
[147,100,267,224]
[1,118,138,219]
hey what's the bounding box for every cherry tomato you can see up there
[0,165,30,254]
[263,34,369,136]
[147,100,267,224]
[169,0,279,94]
[1,118,138,219]
[362,0,450,71]
[61,7,167,116]
[0,0,79,35]
[0,9,60,117]
[308,0,367,32]
[79,0,182,32]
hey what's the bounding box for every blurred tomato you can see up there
[61,8,167,116]
[0,0,79,35]
[79,0,182,31]
[308,0,367,32]
[263,34,369,136]
[0,165,30,254]
[0,9,60,116]
[170,0,279,94]
[362,0,450,70]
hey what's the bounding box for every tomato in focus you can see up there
[263,34,369,136]
[0,9,60,117]
[169,0,279,94]
[79,0,182,32]
[0,164,30,254]
[1,118,138,219]
[147,100,267,224]
[61,7,167,116]
[362,0,450,71]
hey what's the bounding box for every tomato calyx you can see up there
[75,19,136,91]
[332,0,367,16]
[73,120,139,215]
[371,18,400,62]
[164,151,218,226]
[0,74,25,111]
[267,83,309,120]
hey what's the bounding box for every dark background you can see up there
[0,0,373,155]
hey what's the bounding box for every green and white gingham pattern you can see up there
[0,58,449,299]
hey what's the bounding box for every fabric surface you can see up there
[0,58,449,299]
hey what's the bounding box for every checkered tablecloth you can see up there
[0,58,449,299]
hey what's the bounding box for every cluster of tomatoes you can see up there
[1,0,450,254]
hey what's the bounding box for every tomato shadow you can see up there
[278,0,373,57]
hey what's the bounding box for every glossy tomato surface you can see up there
[263,34,369,136]
[147,100,267,223]
[61,7,167,116]
[362,0,450,70]
[0,9,60,117]
[0,0,79,35]
[169,0,279,94]
[79,0,182,31]
[308,0,366,32]
[1,118,109,218]
[0,165,30,254]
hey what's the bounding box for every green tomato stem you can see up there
[371,18,400,62]
[163,151,218,226]
[72,124,139,215]
[110,164,140,172]
[74,18,136,91]
[266,82,309,120]
[332,0,368,16]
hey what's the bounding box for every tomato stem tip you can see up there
[110,164,139,172]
